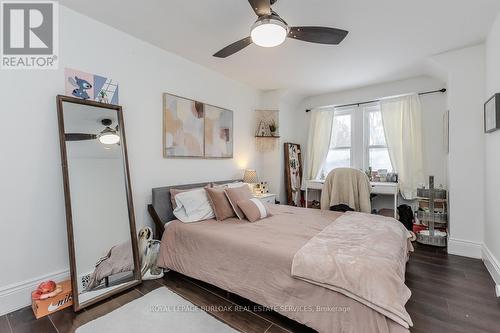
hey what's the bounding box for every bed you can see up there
[149,180,411,333]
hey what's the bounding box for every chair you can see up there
[320,168,371,213]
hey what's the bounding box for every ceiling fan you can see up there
[65,119,120,145]
[213,0,349,58]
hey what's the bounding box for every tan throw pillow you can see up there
[205,187,236,221]
[224,185,253,220]
[237,198,271,222]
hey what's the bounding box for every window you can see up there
[320,104,393,178]
[323,110,352,175]
[365,106,393,172]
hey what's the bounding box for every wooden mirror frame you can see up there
[56,95,141,311]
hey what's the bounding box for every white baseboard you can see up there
[482,244,500,297]
[0,269,70,316]
[447,237,482,259]
[1,241,496,315]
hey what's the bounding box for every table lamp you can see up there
[243,169,258,184]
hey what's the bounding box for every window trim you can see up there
[320,103,393,178]
[328,107,354,162]
[363,104,393,172]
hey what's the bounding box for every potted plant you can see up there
[269,120,278,136]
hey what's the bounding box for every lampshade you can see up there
[243,169,258,183]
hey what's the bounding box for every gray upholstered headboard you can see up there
[151,179,242,224]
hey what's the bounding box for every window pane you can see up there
[323,148,351,176]
[368,111,386,146]
[331,114,351,148]
[369,148,393,172]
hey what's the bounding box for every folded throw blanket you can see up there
[86,241,134,291]
[291,212,413,328]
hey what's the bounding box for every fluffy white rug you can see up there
[76,287,239,333]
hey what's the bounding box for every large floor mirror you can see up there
[56,95,141,311]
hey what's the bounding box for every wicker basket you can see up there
[417,188,447,199]
[417,211,448,224]
[416,232,447,247]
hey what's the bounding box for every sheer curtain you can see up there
[304,109,334,182]
[380,94,424,200]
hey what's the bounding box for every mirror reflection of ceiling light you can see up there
[98,126,120,145]
[98,119,120,145]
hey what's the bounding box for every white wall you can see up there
[484,13,500,286]
[303,76,448,206]
[258,90,308,203]
[0,6,260,315]
[430,45,486,258]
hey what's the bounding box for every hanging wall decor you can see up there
[204,104,234,158]
[255,110,279,137]
[284,143,303,206]
[443,110,449,153]
[255,110,279,152]
[484,93,500,133]
[64,68,119,104]
[163,93,233,158]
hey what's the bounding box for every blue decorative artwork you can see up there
[65,68,119,105]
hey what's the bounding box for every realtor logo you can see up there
[1,1,58,69]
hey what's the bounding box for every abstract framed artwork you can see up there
[163,93,204,158]
[163,93,233,158]
[204,105,233,158]
[484,93,500,133]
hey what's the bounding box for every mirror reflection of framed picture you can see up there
[484,93,500,133]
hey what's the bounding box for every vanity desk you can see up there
[304,179,399,218]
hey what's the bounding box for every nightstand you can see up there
[253,193,277,204]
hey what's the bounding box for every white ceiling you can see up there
[63,102,122,159]
[60,0,500,95]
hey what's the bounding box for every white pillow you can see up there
[213,181,245,189]
[173,188,215,223]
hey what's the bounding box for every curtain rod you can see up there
[305,88,446,113]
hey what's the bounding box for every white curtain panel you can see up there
[304,109,334,183]
[380,94,425,200]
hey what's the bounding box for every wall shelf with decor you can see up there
[255,110,280,151]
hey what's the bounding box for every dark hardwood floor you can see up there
[1,243,499,333]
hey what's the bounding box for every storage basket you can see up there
[417,211,448,224]
[416,176,448,247]
[417,188,447,199]
[416,231,447,247]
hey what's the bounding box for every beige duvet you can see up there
[157,205,410,333]
[292,212,413,328]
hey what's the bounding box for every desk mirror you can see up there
[56,95,141,311]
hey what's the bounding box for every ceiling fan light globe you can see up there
[251,18,288,48]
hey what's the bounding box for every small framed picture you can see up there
[484,93,500,133]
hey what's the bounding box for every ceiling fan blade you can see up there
[248,0,271,16]
[213,37,253,58]
[288,27,349,45]
[65,133,97,141]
